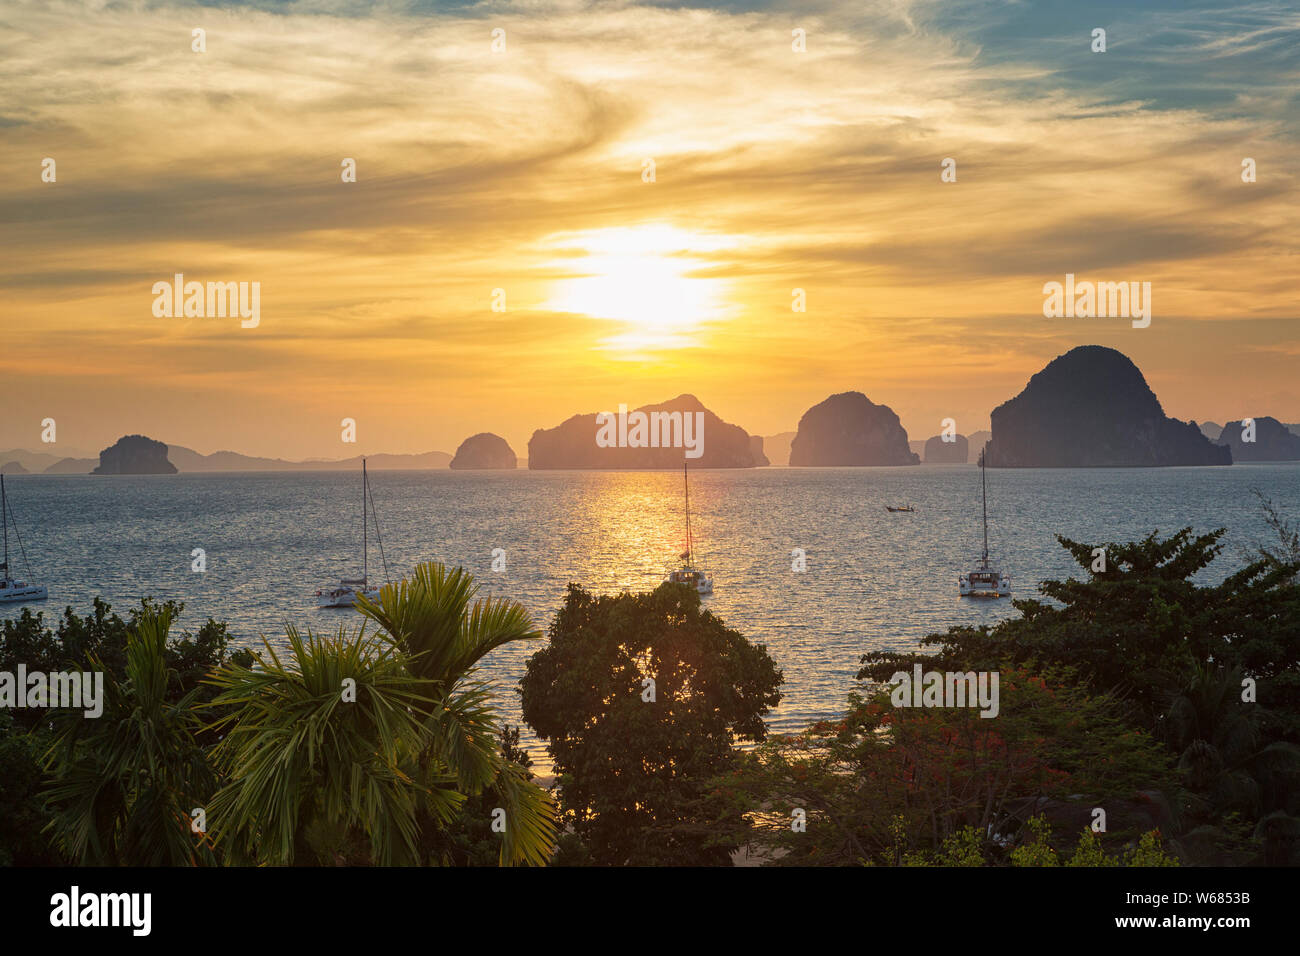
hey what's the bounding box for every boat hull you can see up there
[666,569,713,596]
[316,586,381,608]
[0,582,48,604]
[959,574,1010,598]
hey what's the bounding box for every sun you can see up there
[541,225,734,351]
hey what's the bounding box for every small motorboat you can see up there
[885,505,916,513]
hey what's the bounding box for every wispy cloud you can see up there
[1,0,1295,454]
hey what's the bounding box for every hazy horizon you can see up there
[3,0,1297,460]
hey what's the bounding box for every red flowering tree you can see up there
[710,666,1173,865]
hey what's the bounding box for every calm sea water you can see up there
[3,464,1297,765]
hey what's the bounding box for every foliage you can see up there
[1010,815,1059,867]
[433,725,541,866]
[206,562,556,866]
[1242,489,1300,580]
[41,607,220,866]
[1066,827,1114,867]
[1,598,250,734]
[713,666,1173,866]
[1124,829,1180,866]
[520,581,783,865]
[357,562,556,866]
[857,528,1300,853]
[0,713,59,865]
[207,624,443,865]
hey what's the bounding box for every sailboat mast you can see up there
[684,458,692,564]
[1,474,8,572]
[981,449,989,563]
[362,458,368,586]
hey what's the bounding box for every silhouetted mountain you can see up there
[0,461,29,475]
[984,346,1230,467]
[166,446,451,471]
[0,449,84,472]
[908,440,925,459]
[1216,417,1300,461]
[924,434,969,463]
[789,392,919,466]
[966,430,991,463]
[1198,422,1223,441]
[762,432,796,466]
[528,394,762,468]
[43,458,97,474]
[93,435,177,475]
[450,433,517,470]
[749,435,770,467]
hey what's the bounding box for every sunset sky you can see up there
[2,0,1297,460]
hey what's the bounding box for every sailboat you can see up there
[0,474,48,604]
[665,457,713,595]
[959,449,1010,598]
[316,458,388,608]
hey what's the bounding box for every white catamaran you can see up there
[666,457,713,595]
[959,449,1011,598]
[0,474,48,604]
[316,459,389,608]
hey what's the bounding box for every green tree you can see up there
[41,607,220,866]
[858,529,1300,740]
[520,582,783,865]
[207,562,556,866]
[0,713,60,865]
[1,598,250,734]
[716,666,1173,866]
[207,624,443,865]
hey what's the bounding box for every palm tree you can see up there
[205,623,447,865]
[206,561,556,866]
[1164,663,1300,820]
[357,562,557,866]
[42,607,218,866]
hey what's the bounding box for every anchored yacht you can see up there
[959,450,1010,598]
[316,459,388,608]
[0,474,48,605]
[666,458,713,595]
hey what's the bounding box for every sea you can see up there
[3,463,1297,766]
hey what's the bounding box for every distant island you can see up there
[762,432,796,467]
[0,443,454,474]
[5,348,1299,474]
[924,434,969,464]
[789,392,918,466]
[93,435,177,475]
[44,457,99,474]
[167,446,453,472]
[1216,417,1300,461]
[984,346,1230,468]
[527,394,764,468]
[450,433,517,470]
